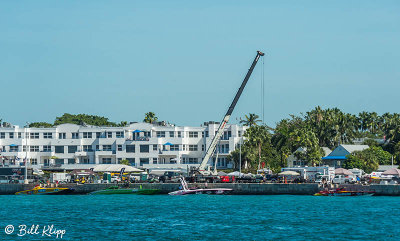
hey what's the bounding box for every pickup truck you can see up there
[332,175,356,184]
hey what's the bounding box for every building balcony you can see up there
[95,150,116,155]
[126,137,150,141]
[75,151,88,157]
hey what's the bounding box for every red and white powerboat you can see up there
[168,178,232,195]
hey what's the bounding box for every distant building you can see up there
[321,144,369,168]
[0,122,247,171]
[287,147,331,167]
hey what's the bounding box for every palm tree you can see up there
[144,112,158,123]
[120,159,131,166]
[240,113,261,127]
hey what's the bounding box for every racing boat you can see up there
[15,186,74,195]
[168,178,232,195]
[314,188,375,196]
[89,186,160,195]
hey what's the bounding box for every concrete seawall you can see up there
[2,183,400,195]
[340,184,400,196]
[1,183,319,195]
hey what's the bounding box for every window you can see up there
[117,145,122,151]
[156,131,165,138]
[107,132,112,138]
[30,158,38,165]
[18,132,22,138]
[43,132,52,139]
[9,133,14,139]
[102,158,112,164]
[103,145,112,151]
[189,145,198,151]
[188,158,198,164]
[189,132,198,138]
[153,145,157,151]
[68,159,75,164]
[205,131,209,137]
[68,146,78,153]
[58,133,66,139]
[0,133,5,139]
[127,158,135,166]
[83,132,92,138]
[126,145,135,153]
[238,131,242,137]
[83,145,93,152]
[30,146,39,152]
[202,144,205,151]
[202,132,204,138]
[140,145,149,153]
[55,159,64,165]
[82,158,90,164]
[43,145,51,152]
[153,158,157,164]
[170,145,179,151]
[140,158,149,165]
[177,131,182,138]
[116,131,124,138]
[96,132,101,138]
[218,144,229,153]
[72,133,79,139]
[23,146,27,152]
[169,131,175,138]
[10,146,18,152]
[96,145,100,151]
[182,145,187,151]
[30,133,39,139]
[55,146,64,153]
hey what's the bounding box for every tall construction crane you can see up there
[195,51,265,176]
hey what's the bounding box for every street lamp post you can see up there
[24,123,29,184]
[239,136,242,178]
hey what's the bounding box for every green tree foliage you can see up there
[344,148,382,173]
[230,107,400,173]
[344,146,390,173]
[29,122,53,128]
[54,113,117,126]
[120,159,130,166]
[144,112,158,124]
[240,113,262,127]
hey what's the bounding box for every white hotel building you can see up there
[0,122,246,171]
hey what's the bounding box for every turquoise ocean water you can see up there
[0,195,399,240]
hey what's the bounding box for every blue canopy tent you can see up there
[133,130,142,133]
[9,144,18,147]
[164,142,173,146]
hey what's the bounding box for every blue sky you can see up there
[1,1,399,127]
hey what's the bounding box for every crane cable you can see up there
[261,55,265,124]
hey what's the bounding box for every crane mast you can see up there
[198,51,265,174]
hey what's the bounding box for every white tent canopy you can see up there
[93,164,143,173]
[227,171,244,177]
[278,171,300,176]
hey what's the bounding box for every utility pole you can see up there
[392,155,394,168]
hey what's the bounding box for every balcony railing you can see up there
[126,137,150,141]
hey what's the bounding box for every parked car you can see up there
[160,171,182,183]
[332,175,356,184]
[111,176,122,183]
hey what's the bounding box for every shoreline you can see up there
[2,183,400,196]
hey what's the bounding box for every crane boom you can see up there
[198,51,265,173]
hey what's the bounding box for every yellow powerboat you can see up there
[15,186,74,195]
